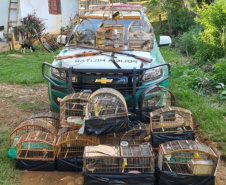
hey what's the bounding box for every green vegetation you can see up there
[0,49,59,85]
[0,130,20,185]
[16,101,42,110]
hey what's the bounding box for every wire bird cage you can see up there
[87,88,128,119]
[29,110,59,128]
[96,15,125,51]
[120,122,150,144]
[84,143,155,173]
[158,140,220,176]
[56,130,100,159]
[58,92,91,127]
[10,119,57,147]
[16,131,57,161]
[128,19,154,51]
[69,19,96,47]
[150,106,194,134]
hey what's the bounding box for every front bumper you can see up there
[42,62,171,112]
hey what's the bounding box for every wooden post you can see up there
[11,31,15,50]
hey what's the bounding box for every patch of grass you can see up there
[160,47,226,154]
[0,49,60,85]
[0,129,20,185]
[16,101,42,110]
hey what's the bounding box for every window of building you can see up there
[49,0,61,15]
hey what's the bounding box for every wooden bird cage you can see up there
[96,24,125,51]
[128,19,154,51]
[158,140,220,176]
[87,88,128,119]
[83,143,155,173]
[139,86,176,112]
[10,119,57,147]
[150,106,194,134]
[120,122,150,144]
[100,132,126,145]
[59,92,91,128]
[16,131,57,161]
[56,130,100,159]
[29,110,59,128]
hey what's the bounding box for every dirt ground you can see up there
[0,83,225,185]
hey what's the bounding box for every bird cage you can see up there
[83,143,155,173]
[10,119,57,147]
[58,92,91,128]
[138,86,176,122]
[128,19,154,51]
[79,0,110,17]
[150,106,194,134]
[70,19,96,47]
[158,140,220,176]
[87,88,128,118]
[29,110,59,128]
[120,122,150,144]
[56,130,100,159]
[96,20,125,51]
[16,131,57,161]
[100,132,125,145]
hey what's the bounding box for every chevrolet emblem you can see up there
[95,78,113,84]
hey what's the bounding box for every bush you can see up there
[213,58,226,84]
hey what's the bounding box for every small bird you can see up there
[121,158,127,172]
[194,152,200,158]
[113,11,120,19]
[141,40,150,48]
[132,130,143,139]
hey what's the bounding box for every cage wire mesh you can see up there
[128,19,154,51]
[29,110,59,128]
[56,130,100,159]
[120,122,150,144]
[59,92,91,127]
[150,106,194,134]
[87,88,128,119]
[139,86,176,113]
[16,131,57,161]
[84,143,155,173]
[158,140,219,176]
[10,119,57,147]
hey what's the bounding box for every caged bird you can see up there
[112,11,120,19]
[132,130,143,139]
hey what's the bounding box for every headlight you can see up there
[51,68,66,81]
[142,67,163,82]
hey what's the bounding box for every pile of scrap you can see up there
[8,87,220,185]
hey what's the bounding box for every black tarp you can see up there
[151,132,195,148]
[157,170,215,185]
[16,159,55,171]
[84,172,156,185]
[57,157,83,171]
[85,116,131,135]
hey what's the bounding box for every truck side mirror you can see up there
[159,36,172,47]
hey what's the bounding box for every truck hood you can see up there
[56,48,151,69]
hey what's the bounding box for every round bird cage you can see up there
[158,140,220,176]
[138,86,176,123]
[29,110,59,128]
[56,130,100,159]
[16,131,57,160]
[10,119,57,147]
[120,122,150,144]
[87,88,128,119]
[150,106,194,134]
[128,19,154,51]
[58,92,91,128]
[68,19,96,47]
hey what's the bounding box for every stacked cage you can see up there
[150,106,195,148]
[10,119,57,147]
[157,140,220,185]
[56,130,100,171]
[85,88,130,135]
[83,144,155,184]
[59,92,91,128]
[139,86,176,123]
[16,131,57,171]
[128,19,154,51]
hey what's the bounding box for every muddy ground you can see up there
[0,83,225,185]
